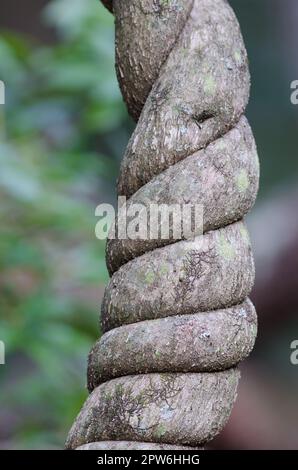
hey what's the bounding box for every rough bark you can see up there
[66,370,240,449]
[77,442,201,450]
[102,221,255,332]
[107,116,259,274]
[115,0,194,121]
[89,299,256,389]
[117,0,250,198]
[66,0,259,450]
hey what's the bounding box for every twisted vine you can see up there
[66,0,259,450]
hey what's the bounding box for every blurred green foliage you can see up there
[0,0,130,449]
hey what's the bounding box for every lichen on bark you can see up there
[66,0,259,450]
[66,370,240,449]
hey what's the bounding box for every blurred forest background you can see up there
[0,0,298,449]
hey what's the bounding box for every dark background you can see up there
[0,0,298,449]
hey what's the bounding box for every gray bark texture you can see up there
[77,442,202,450]
[66,0,259,450]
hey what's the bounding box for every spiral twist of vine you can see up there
[66,0,259,450]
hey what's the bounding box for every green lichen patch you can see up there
[236,169,249,192]
[154,423,167,438]
[203,75,216,96]
[234,50,242,64]
[218,234,235,260]
[144,270,155,285]
[239,224,250,244]
[160,263,169,275]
